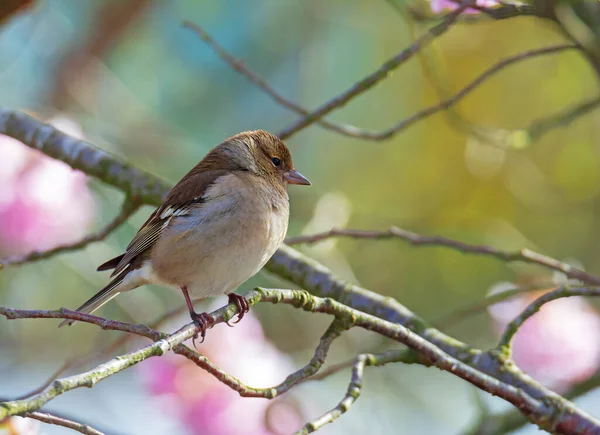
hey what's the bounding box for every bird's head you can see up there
[217,130,311,187]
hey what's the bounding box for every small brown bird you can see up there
[59,130,310,341]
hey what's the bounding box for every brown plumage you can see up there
[59,130,310,343]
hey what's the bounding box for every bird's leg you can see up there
[225,293,250,327]
[181,285,214,346]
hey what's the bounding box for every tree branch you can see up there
[296,354,370,435]
[0,197,140,268]
[24,412,104,435]
[0,109,170,205]
[276,4,469,140]
[182,21,373,140]
[364,43,578,141]
[498,286,600,350]
[473,370,600,435]
[527,97,600,142]
[286,226,600,285]
[1,111,599,433]
[184,24,578,144]
[433,282,555,329]
[0,288,552,430]
[296,350,420,433]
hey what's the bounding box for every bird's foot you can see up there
[190,311,215,347]
[225,293,250,327]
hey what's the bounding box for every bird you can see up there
[59,130,310,343]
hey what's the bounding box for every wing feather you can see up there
[109,199,202,277]
[101,169,229,278]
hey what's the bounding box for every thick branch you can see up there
[0,109,170,204]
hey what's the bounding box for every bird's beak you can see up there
[284,170,311,185]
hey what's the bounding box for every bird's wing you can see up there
[101,169,229,277]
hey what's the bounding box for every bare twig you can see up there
[296,349,421,433]
[498,286,600,350]
[0,320,200,416]
[183,21,371,140]
[451,0,542,20]
[24,412,104,435]
[286,226,600,285]
[305,349,419,383]
[325,43,576,141]
[277,4,469,140]
[0,198,140,268]
[433,282,556,330]
[0,289,545,425]
[528,97,600,141]
[184,18,575,143]
[296,354,370,434]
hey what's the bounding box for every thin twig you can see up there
[185,22,574,144]
[179,317,348,398]
[337,43,576,141]
[182,21,368,140]
[528,97,600,141]
[24,412,104,435]
[305,348,418,382]
[15,305,191,398]
[0,198,140,268]
[498,286,600,350]
[433,282,559,330]
[450,0,542,19]
[296,349,431,434]
[286,226,600,285]
[296,354,370,434]
[277,4,469,140]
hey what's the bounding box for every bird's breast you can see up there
[151,181,289,299]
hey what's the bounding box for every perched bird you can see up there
[59,130,310,342]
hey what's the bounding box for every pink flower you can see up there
[0,115,94,256]
[430,0,499,14]
[139,306,304,434]
[488,282,600,393]
[0,416,40,434]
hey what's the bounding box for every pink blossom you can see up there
[430,0,499,14]
[139,307,304,434]
[0,115,94,256]
[0,416,40,434]
[488,282,600,393]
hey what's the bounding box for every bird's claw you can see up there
[190,311,215,348]
[225,293,250,327]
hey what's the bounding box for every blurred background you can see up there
[1,0,599,434]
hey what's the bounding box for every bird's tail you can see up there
[58,270,129,328]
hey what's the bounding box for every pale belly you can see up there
[149,200,288,300]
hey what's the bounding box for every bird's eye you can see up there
[272,157,281,167]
